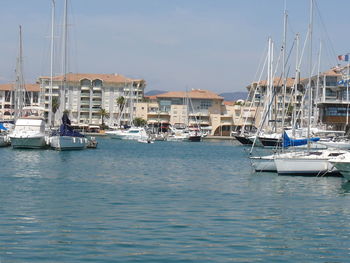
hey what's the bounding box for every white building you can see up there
[0,83,41,121]
[38,73,146,126]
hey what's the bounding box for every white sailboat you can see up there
[49,0,87,150]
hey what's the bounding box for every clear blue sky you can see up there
[0,0,348,93]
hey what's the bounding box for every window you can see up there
[200,100,212,109]
[325,107,349,116]
[326,76,337,87]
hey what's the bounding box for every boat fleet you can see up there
[233,0,350,182]
[1,107,96,150]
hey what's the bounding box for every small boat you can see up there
[87,137,98,148]
[50,113,88,150]
[0,123,10,147]
[138,138,154,144]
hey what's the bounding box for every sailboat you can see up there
[273,0,346,176]
[49,0,87,150]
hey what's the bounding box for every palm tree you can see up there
[51,96,60,126]
[116,96,125,125]
[116,96,125,112]
[99,108,109,129]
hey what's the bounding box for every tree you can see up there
[133,117,147,127]
[116,96,125,113]
[51,96,60,126]
[99,108,109,129]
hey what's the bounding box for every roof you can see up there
[0,83,40,92]
[320,67,343,77]
[144,95,158,100]
[156,89,223,100]
[39,73,144,84]
[256,77,297,87]
[223,101,235,106]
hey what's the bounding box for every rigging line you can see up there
[314,1,338,66]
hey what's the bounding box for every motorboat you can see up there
[9,107,48,149]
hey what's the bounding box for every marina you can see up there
[2,0,350,262]
[1,138,350,262]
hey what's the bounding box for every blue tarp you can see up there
[283,131,319,148]
[52,113,84,138]
[0,123,7,131]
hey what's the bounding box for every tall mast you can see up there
[14,25,25,119]
[48,0,55,126]
[281,1,288,128]
[60,0,68,118]
[314,41,322,127]
[307,0,313,152]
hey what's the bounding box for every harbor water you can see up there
[1,138,350,262]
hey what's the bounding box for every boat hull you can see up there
[234,135,253,145]
[274,158,339,176]
[188,135,201,142]
[251,159,276,172]
[50,136,87,150]
[332,162,350,180]
[259,137,281,147]
[10,136,47,149]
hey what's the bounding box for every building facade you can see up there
[38,73,146,126]
[0,83,41,120]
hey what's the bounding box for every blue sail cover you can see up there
[283,131,319,148]
[0,123,7,130]
[52,113,84,137]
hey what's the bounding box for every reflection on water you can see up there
[0,139,350,262]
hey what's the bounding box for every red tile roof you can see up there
[39,73,144,84]
[0,83,40,92]
[156,89,223,100]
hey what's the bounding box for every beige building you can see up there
[38,73,146,126]
[0,83,41,120]
[134,89,241,135]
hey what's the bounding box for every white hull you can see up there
[10,135,47,149]
[105,130,124,139]
[50,136,87,150]
[251,159,276,172]
[274,158,336,176]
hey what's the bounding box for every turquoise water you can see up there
[1,138,350,262]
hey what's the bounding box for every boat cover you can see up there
[53,113,84,137]
[0,123,7,130]
[283,131,319,148]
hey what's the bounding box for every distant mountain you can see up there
[145,90,168,96]
[219,91,247,101]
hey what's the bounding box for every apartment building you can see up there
[0,83,41,120]
[134,89,228,135]
[311,66,350,130]
[38,73,145,126]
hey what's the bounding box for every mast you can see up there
[48,0,55,126]
[59,0,68,120]
[281,1,288,128]
[14,25,25,119]
[346,57,349,128]
[307,0,313,152]
[314,41,322,127]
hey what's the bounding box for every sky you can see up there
[0,0,349,93]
